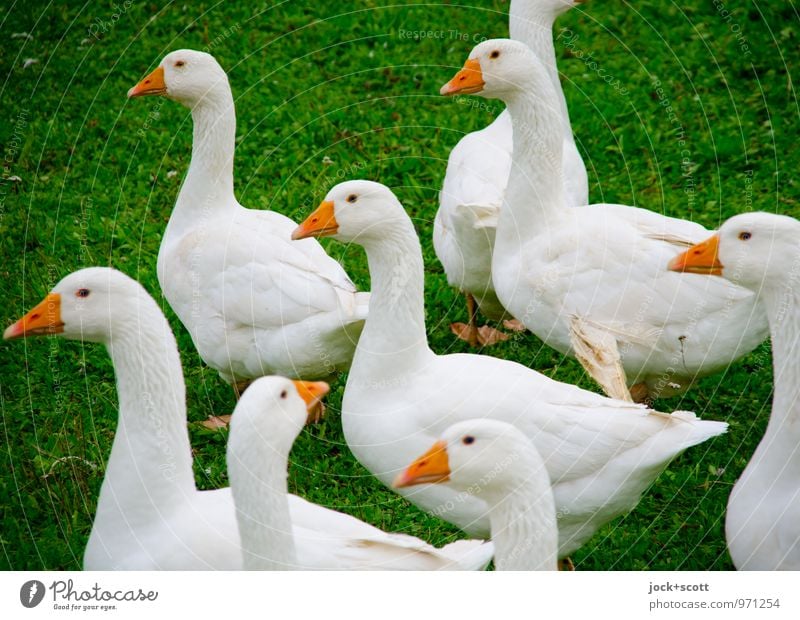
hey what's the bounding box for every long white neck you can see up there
[348,218,433,381]
[97,295,196,527]
[748,283,800,476]
[498,80,567,244]
[227,417,296,570]
[509,0,572,137]
[169,88,238,237]
[485,461,558,570]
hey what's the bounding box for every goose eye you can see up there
[462,435,475,445]
[489,50,500,59]
[76,288,90,298]
[738,231,752,241]
[175,60,185,68]
[346,194,358,203]
[280,390,288,399]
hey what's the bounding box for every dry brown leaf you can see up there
[199,415,232,430]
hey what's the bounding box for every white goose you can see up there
[442,39,768,401]
[229,376,493,570]
[669,212,800,570]
[396,420,558,571]
[128,50,368,393]
[3,267,491,570]
[434,0,588,346]
[292,179,728,556]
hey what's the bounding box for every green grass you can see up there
[0,0,797,570]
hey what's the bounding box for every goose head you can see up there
[291,180,407,244]
[4,267,155,344]
[229,376,330,449]
[128,49,230,108]
[668,212,800,293]
[440,38,542,100]
[393,419,542,504]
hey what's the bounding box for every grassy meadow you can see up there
[0,0,798,570]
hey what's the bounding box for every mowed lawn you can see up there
[1,0,797,570]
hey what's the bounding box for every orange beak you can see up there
[292,380,330,411]
[4,293,64,340]
[291,380,330,424]
[440,58,485,96]
[668,234,724,276]
[291,200,338,240]
[128,66,167,98]
[393,440,451,488]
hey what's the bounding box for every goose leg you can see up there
[569,316,633,402]
[450,294,509,347]
[558,557,575,571]
[450,293,480,347]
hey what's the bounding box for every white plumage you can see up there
[129,49,368,385]
[434,0,588,341]
[229,377,493,570]
[293,180,728,557]
[670,212,800,570]
[4,267,489,570]
[447,39,768,399]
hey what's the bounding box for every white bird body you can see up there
[130,50,367,384]
[671,213,800,570]
[493,203,764,391]
[158,204,367,382]
[4,267,487,570]
[228,377,493,570]
[397,419,559,571]
[345,347,727,553]
[294,180,729,557]
[449,39,768,397]
[435,0,588,322]
[435,116,509,319]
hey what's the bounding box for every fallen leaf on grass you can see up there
[199,415,232,430]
